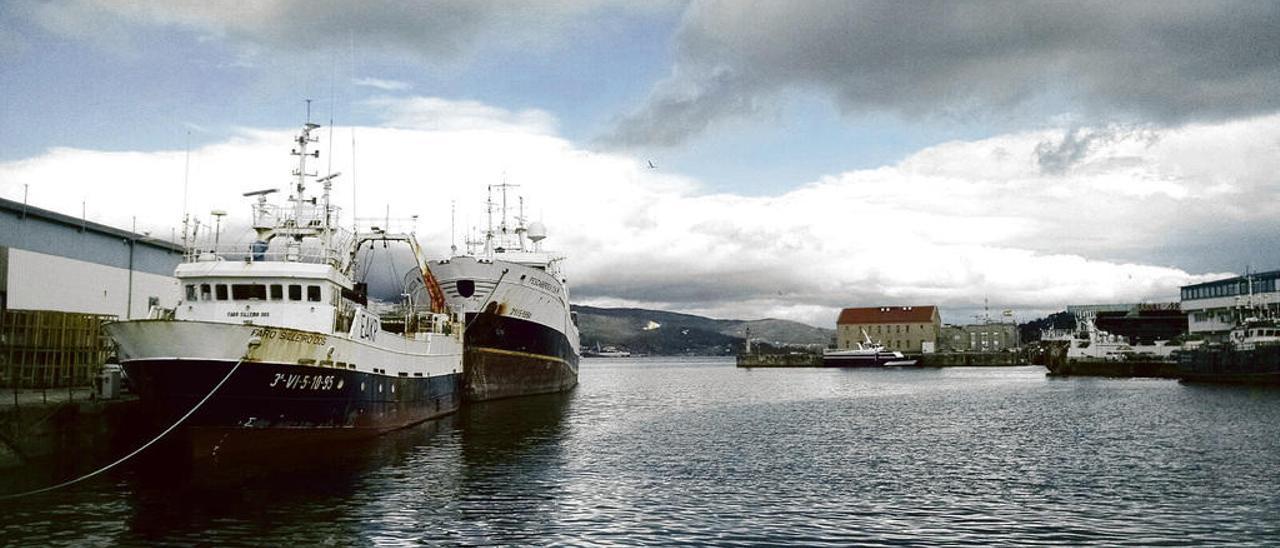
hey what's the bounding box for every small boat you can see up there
[105,121,464,458]
[583,343,632,358]
[823,331,917,367]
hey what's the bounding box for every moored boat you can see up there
[1175,318,1280,385]
[583,343,632,358]
[822,331,917,367]
[105,122,464,458]
[429,184,580,401]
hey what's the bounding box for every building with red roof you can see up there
[836,305,940,354]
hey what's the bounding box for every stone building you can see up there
[836,306,940,354]
[939,323,1019,352]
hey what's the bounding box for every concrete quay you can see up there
[0,389,144,469]
[737,351,1030,368]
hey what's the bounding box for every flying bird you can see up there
[647,160,656,169]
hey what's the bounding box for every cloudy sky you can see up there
[3,1,1279,327]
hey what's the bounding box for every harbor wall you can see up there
[0,390,145,469]
[737,351,1030,368]
[736,353,823,367]
[919,351,1024,367]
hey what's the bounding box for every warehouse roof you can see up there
[838,306,937,325]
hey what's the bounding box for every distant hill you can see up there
[572,305,833,356]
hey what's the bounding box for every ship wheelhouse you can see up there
[173,260,354,335]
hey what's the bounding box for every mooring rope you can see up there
[465,268,510,331]
[0,355,248,501]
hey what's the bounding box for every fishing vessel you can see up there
[1175,318,1280,384]
[429,184,580,401]
[822,331,917,367]
[105,121,463,457]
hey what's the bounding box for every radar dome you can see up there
[527,221,548,243]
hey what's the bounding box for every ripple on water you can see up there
[2,361,1280,545]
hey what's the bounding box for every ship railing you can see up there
[251,202,339,231]
[184,242,347,268]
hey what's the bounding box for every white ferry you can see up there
[822,330,918,367]
[105,122,463,457]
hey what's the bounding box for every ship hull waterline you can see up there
[124,359,461,459]
[463,312,579,401]
[822,354,918,368]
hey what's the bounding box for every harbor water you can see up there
[3,359,1280,545]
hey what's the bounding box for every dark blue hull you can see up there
[822,353,918,367]
[1176,345,1280,385]
[123,359,461,457]
[463,312,579,401]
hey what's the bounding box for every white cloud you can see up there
[353,77,412,92]
[5,96,1273,327]
[364,96,558,134]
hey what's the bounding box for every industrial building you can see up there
[1,197,183,387]
[1,197,182,317]
[836,306,940,353]
[1180,271,1280,339]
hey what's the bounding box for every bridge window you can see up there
[215,284,229,301]
[200,284,212,301]
[185,285,196,302]
[270,284,283,300]
[232,284,267,300]
[307,285,322,302]
[288,284,302,301]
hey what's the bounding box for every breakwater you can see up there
[736,353,823,367]
[918,351,1023,367]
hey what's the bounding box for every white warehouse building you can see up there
[1180,270,1280,339]
[1,197,183,318]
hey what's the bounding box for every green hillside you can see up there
[572,305,833,356]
